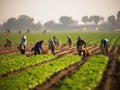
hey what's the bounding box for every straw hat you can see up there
[22,35,26,39]
[68,36,71,38]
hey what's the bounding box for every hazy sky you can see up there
[0,0,120,24]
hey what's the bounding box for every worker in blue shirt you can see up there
[100,38,109,54]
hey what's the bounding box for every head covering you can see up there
[104,38,109,41]
[78,36,81,39]
[68,36,71,38]
[22,35,26,39]
[6,39,8,41]
[49,38,53,41]
[41,40,44,43]
[53,36,56,38]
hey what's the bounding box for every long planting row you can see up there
[0,55,81,90]
[55,55,108,90]
[0,31,120,46]
[0,54,55,76]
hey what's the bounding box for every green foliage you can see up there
[0,54,55,76]
[0,55,81,90]
[0,31,120,45]
[55,55,108,90]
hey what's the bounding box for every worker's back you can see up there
[101,39,109,48]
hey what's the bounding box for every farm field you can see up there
[0,30,120,46]
[0,30,120,90]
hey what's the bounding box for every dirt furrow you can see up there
[33,45,101,90]
[94,45,113,54]
[33,58,88,90]
[95,45,119,90]
[103,46,119,90]
[0,45,80,80]
[0,45,33,56]
[0,45,93,80]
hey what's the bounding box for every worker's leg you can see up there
[37,50,40,55]
[78,51,82,56]
[52,48,55,55]
[106,47,108,55]
[21,50,25,54]
[9,42,11,46]
[34,50,37,55]
[82,50,86,58]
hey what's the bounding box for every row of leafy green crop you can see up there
[0,55,81,90]
[0,54,55,76]
[0,31,120,45]
[55,55,108,90]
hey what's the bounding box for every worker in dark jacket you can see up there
[100,38,109,54]
[67,36,72,47]
[77,36,86,58]
[34,40,44,55]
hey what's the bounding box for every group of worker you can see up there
[4,35,109,57]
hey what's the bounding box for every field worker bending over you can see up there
[34,40,44,55]
[4,39,12,47]
[77,36,86,58]
[19,35,27,54]
[67,36,72,47]
[48,39,56,55]
[100,38,109,54]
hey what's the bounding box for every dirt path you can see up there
[0,45,33,56]
[95,45,119,90]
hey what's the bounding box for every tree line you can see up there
[0,11,120,31]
